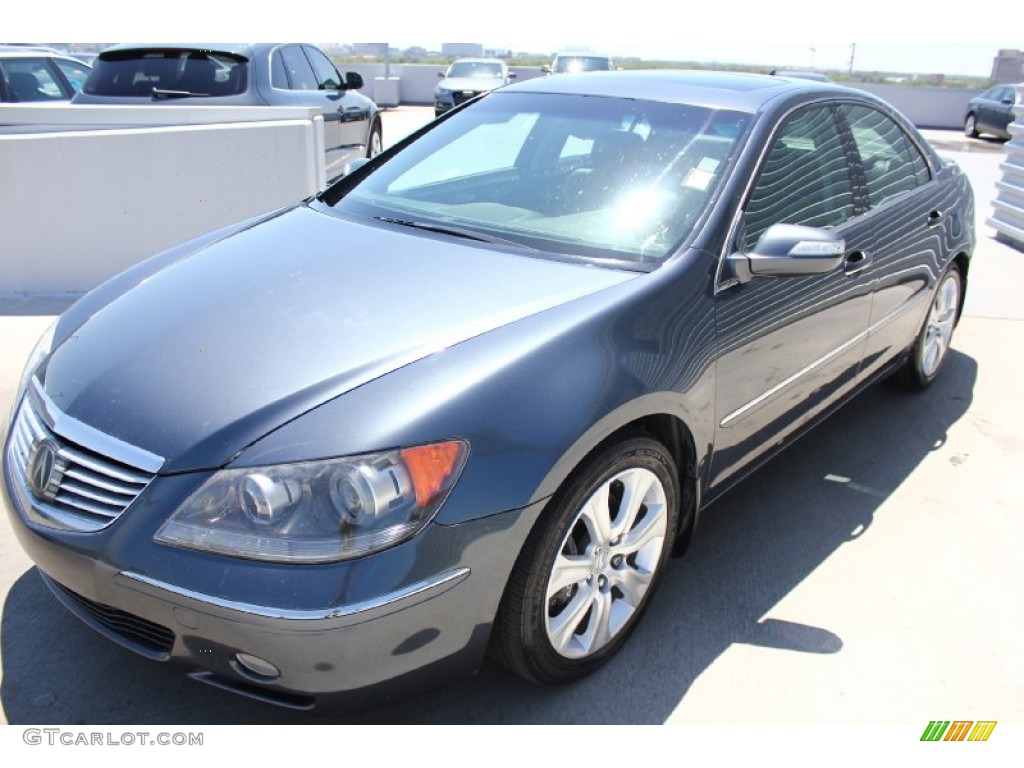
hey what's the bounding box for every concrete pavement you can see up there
[0,114,1020,725]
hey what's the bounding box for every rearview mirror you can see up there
[727,223,845,284]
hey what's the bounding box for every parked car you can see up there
[435,58,515,116]
[0,48,92,101]
[73,43,382,183]
[542,51,614,74]
[964,84,1018,140]
[3,70,974,709]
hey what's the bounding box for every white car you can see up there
[0,47,92,102]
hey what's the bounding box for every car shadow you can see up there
[1,350,977,724]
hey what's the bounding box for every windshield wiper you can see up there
[151,88,208,99]
[375,217,538,251]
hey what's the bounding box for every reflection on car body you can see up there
[3,70,974,710]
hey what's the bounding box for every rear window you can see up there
[83,50,248,97]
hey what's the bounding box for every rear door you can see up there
[303,45,371,165]
[272,45,346,180]
[838,103,953,381]
[710,102,875,489]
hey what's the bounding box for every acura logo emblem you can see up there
[27,439,65,501]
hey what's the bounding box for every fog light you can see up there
[233,652,280,681]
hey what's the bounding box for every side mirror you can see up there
[508,72,517,80]
[727,223,845,284]
[438,71,445,78]
[1001,96,1014,105]
[344,72,364,90]
[541,65,552,74]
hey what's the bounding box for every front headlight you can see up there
[12,320,56,419]
[154,440,468,563]
[435,87,451,97]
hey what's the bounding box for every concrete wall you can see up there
[342,63,982,130]
[0,105,325,293]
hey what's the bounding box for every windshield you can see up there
[554,56,612,73]
[322,92,750,266]
[447,61,504,79]
[83,50,247,97]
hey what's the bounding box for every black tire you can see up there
[366,120,383,159]
[490,435,679,685]
[964,113,979,138]
[893,264,962,391]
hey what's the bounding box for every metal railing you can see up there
[988,84,1024,248]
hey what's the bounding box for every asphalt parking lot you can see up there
[0,109,1021,725]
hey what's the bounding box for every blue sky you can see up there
[7,1,1016,77]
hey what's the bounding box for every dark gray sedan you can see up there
[73,43,382,182]
[3,71,973,710]
[964,83,1018,140]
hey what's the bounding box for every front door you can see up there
[710,103,875,490]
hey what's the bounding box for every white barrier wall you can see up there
[344,63,983,130]
[0,105,325,293]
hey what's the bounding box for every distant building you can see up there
[990,49,1024,84]
[442,43,484,58]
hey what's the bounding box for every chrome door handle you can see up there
[844,250,873,276]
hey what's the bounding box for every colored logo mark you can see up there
[920,720,997,742]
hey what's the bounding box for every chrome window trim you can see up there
[28,377,163,473]
[117,567,471,623]
[713,95,937,295]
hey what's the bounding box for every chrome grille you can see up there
[7,395,156,530]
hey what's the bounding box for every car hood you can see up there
[438,76,503,92]
[42,205,636,472]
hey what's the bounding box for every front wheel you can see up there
[893,264,962,391]
[491,436,679,684]
[964,113,979,138]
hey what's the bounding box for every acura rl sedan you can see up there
[3,71,974,710]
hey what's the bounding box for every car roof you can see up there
[504,69,859,112]
[0,49,91,64]
[95,43,288,60]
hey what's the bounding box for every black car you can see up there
[4,71,974,709]
[964,84,1018,140]
[73,43,382,182]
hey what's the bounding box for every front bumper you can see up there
[3,442,540,709]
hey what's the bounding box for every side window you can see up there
[54,59,91,93]
[1,58,70,101]
[278,45,318,91]
[842,104,930,208]
[302,46,341,89]
[271,50,288,89]
[742,105,855,251]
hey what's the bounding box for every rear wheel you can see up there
[893,264,962,391]
[366,121,383,158]
[491,436,679,684]
[964,113,979,138]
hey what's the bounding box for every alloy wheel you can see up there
[920,271,960,377]
[545,467,668,659]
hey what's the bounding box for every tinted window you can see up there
[842,104,930,208]
[303,46,341,89]
[743,105,856,251]
[278,46,318,91]
[271,50,288,89]
[1,58,69,101]
[83,50,247,97]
